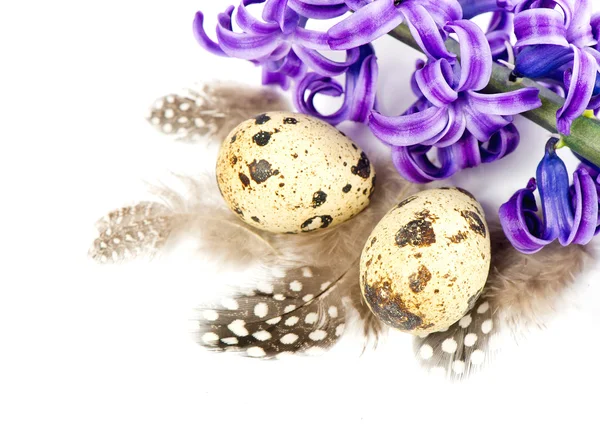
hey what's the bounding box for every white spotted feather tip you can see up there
[413,222,589,380]
[147,82,290,143]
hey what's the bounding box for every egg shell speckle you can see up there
[217,112,375,233]
[359,187,491,335]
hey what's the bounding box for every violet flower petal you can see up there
[462,101,512,142]
[445,20,493,92]
[391,144,461,183]
[369,106,450,146]
[499,178,553,254]
[419,0,463,24]
[400,3,455,61]
[348,53,379,123]
[293,27,331,50]
[328,0,403,50]
[288,0,349,19]
[236,0,280,35]
[566,0,596,48]
[263,69,291,89]
[293,46,360,76]
[266,49,307,79]
[193,11,227,56]
[432,104,467,147]
[458,0,499,19]
[567,168,599,244]
[294,73,347,125]
[467,88,541,115]
[414,59,458,107]
[514,9,569,48]
[536,144,576,244]
[514,45,574,79]
[479,123,519,163]
[216,7,283,59]
[263,0,299,34]
[557,46,598,135]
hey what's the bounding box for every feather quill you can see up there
[147,83,290,143]
[413,223,590,380]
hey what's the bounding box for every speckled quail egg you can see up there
[216,111,375,233]
[359,187,491,335]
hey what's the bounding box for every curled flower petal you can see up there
[236,0,280,35]
[193,11,227,56]
[414,59,458,107]
[445,20,493,92]
[514,9,569,48]
[400,3,455,61]
[557,46,598,135]
[499,178,552,254]
[294,73,346,125]
[293,46,360,76]
[216,7,283,59]
[479,123,519,163]
[369,106,450,146]
[392,144,460,183]
[328,0,403,50]
[293,45,378,124]
[467,88,541,115]
[567,168,599,244]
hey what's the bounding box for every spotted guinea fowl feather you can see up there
[413,223,589,380]
[199,264,352,358]
[147,82,290,143]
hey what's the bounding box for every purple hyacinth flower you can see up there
[193,1,360,79]
[369,20,540,148]
[512,0,600,134]
[294,44,378,125]
[499,139,599,254]
[328,0,462,61]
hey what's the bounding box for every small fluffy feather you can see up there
[147,83,289,143]
[413,223,589,380]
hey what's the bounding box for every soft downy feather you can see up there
[413,223,590,380]
[147,82,290,143]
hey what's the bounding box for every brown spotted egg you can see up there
[359,187,491,335]
[217,111,375,233]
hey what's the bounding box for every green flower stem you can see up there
[388,23,600,165]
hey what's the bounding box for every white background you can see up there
[2,1,600,440]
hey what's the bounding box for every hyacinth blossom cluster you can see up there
[194,0,600,253]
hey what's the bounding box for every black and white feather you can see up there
[199,264,353,358]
